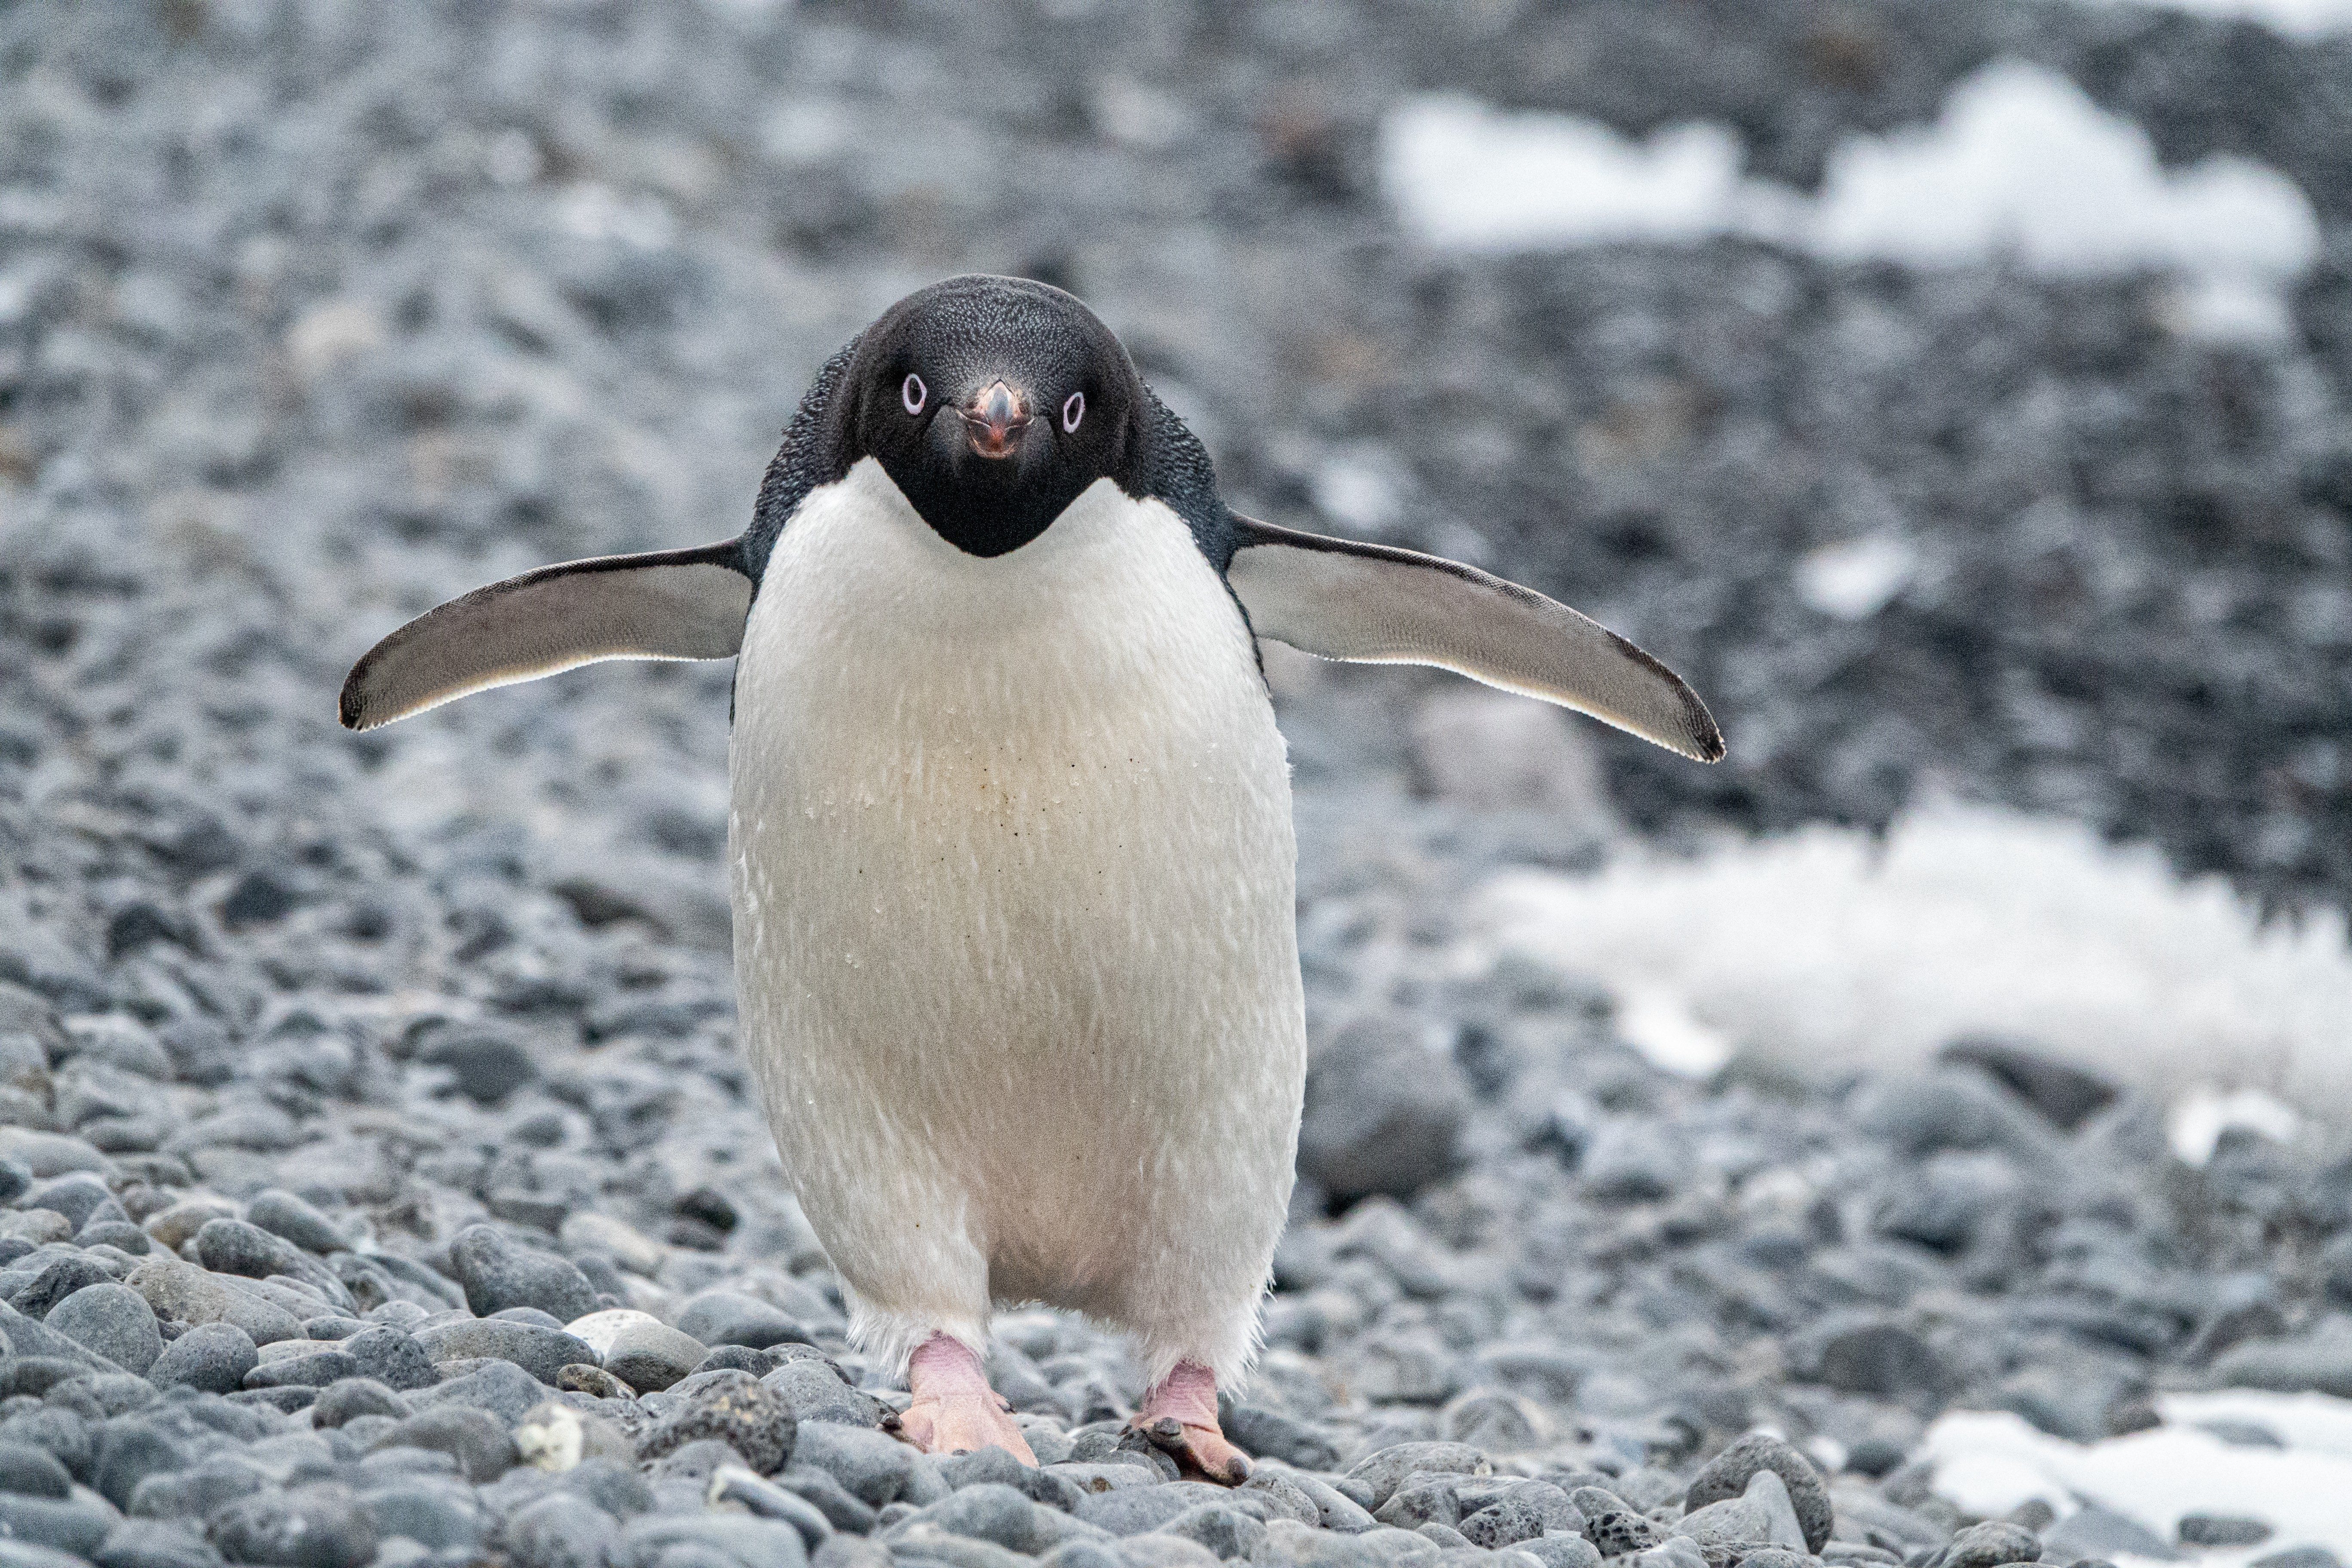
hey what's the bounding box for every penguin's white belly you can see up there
[729,459,1304,1375]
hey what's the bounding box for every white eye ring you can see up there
[901,374,926,415]
[1062,391,1084,434]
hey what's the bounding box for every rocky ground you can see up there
[2,1,2351,1566]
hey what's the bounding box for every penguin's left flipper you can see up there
[1225,516,1725,763]
[338,543,750,731]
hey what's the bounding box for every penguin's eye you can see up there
[901,374,926,416]
[1062,391,1084,434]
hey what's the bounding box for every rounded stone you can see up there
[1681,1434,1833,1554]
[44,1282,161,1374]
[448,1225,598,1323]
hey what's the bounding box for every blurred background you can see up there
[5,0,2352,1548]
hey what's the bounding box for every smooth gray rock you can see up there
[414,1357,545,1426]
[46,1283,160,1374]
[498,1491,618,1568]
[205,1482,377,1568]
[372,1406,516,1483]
[602,1317,706,1395]
[338,1326,438,1391]
[448,1226,598,1323]
[244,1191,350,1259]
[415,1318,597,1386]
[1681,1434,1832,1553]
[1298,1018,1468,1202]
[678,1289,807,1350]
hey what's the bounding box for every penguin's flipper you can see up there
[338,542,751,731]
[1225,516,1724,763]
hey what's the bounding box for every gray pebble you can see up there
[358,1476,487,1550]
[1682,1435,1831,1554]
[308,1378,411,1428]
[499,1491,619,1568]
[205,1482,377,1568]
[46,1283,160,1375]
[414,1318,597,1386]
[0,1491,116,1557]
[765,1357,890,1427]
[448,1225,598,1323]
[602,1317,706,1395]
[414,1357,545,1427]
[1939,1521,2042,1568]
[92,1417,184,1510]
[372,1406,516,1483]
[679,1288,808,1349]
[244,1191,350,1259]
[0,1442,72,1498]
[337,1326,438,1391]
[242,1349,358,1390]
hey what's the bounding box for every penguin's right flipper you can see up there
[1224,516,1724,763]
[339,543,751,731]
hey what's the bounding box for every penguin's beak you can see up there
[958,381,1031,461]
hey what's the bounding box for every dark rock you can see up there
[1939,1521,2042,1568]
[24,1175,115,1233]
[308,1378,410,1428]
[1222,1403,1341,1471]
[243,1192,349,1259]
[1798,1317,1951,1404]
[205,1482,377,1568]
[91,1418,183,1509]
[499,1491,618,1568]
[2179,1515,2273,1547]
[790,1422,921,1507]
[1298,1017,1469,1201]
[372,1406,515,1482]
[447,1225,597,1323]
[679,1289,807,1349]
[91,1517,225,1568]
[414,1319,596,1386]
[0,1491,116,1556]
[764,1357,888,1427]
[148,1323,257,1395]
[10,1255,115,1320]
[1681,1434,1832,1553]
[1157,1502,1268,1560]
[772,1465,881,1533]
[0,1442,72,1498]
[414,1357,544,1426]
[602,1317,706,1394]
[2249,1551,2343,1568]
[1937,1037,2118,1130]
[419,1028,539,1106]
[640,1367,795,1473]
[356,1476,486,1550]
[242,1349,358,1389]
[337,1326,437,1392]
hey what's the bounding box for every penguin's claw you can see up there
[897,1391,1039,1465]
[1129,1359,1251,1486]
[1136,1413,1252,1485]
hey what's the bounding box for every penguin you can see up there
[340,275,1723,1479]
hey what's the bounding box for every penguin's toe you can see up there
[896,1390,1040,1466]
[1135,1414,1253,1486]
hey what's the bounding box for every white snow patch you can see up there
[1467,800,2352,1119]
[1382,61,2320,342]
[1795,535,1917,620]
[1614,984,1734,1078]
[2168,1084,2305,1165]
[1923,1405,2352,1555]
[2068,0,2352,39]
[2162,1390,2352,1458]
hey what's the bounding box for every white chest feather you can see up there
[727,459,1304,1362]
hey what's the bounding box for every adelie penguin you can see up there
[341,275,1724,1479]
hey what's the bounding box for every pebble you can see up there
[372,1407,516,1484]
[640,1367,796,1473]
[44,1283,160,1374]
[1939,1521,2043,1568]
[1682,1435,1831,1553]
[679,1288,808,1349]
[0,1442,72,1498]
[600,1317,708,1394]
[244,1191,351,1259]
[205,1483,378,1568]
[448,1226,599,1323]
[413,1319,597,1386]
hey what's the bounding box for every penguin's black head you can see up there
[842,276,1143,557]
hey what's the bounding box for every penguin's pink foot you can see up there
[895,1334,1038,1464]
[1130,1360,1251,1485]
